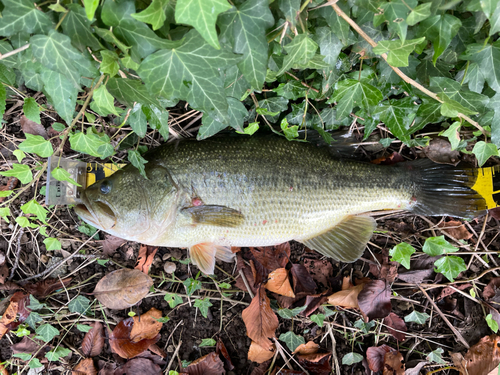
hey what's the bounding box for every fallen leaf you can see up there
[367,345,394,372]
[102,235,127,257]
[0,262,8,285]
[20,115,48,139]
[437,283,472,301]
[12,335,50,357]
[383,351,405,375]
[303,258,333,288]
[181,352,225,375]
[149,344,167,358]
[370,259,398,284]
[327,284,364,308]
[248,341,275,363]
[235,253,258,295]
[484,278,500,300]
[423,138,460,165]
[130,307,162,343]
[24,277,72,298]
[302,293,328,317]
[0,178,18,204]
[250,243,290,271]
[459,334,500,375]
[81,322,104,357]
[109,317,159,359]
[290,264,316,295]
[72,358,97,375]
[297,352,332,374]
[242,285,279,351]
[0,291,29,341]
[438,220,472,240]
[397,268,435,284]
[93,269,154,310]
[0,281,21,291]
[358,280,392,320]
[216,337,234,371]
[404,361,428,375]
[489,207,500,220]
[135,245,158,274]
[383,313,407,341]
[135,350,167,366]
[272,369,304,374]
[250,360,272,375]
[265,268,295,297]
[97,362,117,375]
[293,341,320,355]
[250,258,267,287]
[114,358,162,375]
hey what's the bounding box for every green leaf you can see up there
[418,14,461,64]
[51,167,81,187]
[422,236,458,256]
[128,149,148,179]
[16,217,39,229]
[35,324,60,343]
[43,237,61,251]
[198,97,247,139]
[13,150,26,163]
[183,278,202,296]
[194,297,213,318]
[199,338,217,347]
[430,77,489,113]
[0,190,12,198]
[426,348,446,364]
[41,70,78,125]
[29,295,46,311]
[29,358,43,369]
[472,141,498,167]
[440,122,461,150]
[68,295,91,314]
[389,242,415,269]
[439,94,478,118]
[13,353,32,361]
[218,0,274,89]
[83,0,99,20]
[121,56,140,71]
[91,85,119,117]
[129,103,148,138]
[406,3,432,26]
[373,0,416,42]
[331,79,383,119]
[277,34,318,76]
[354,319,375,333]
[278,0,300,27]
[21,199,48,223]
[23,97,41,124]
[138,30,240,125]
[314,27,343,67]
[78,223,99,238]
[279,331,305,352]
[164,293,183,308]
[236,122,260,135]
[0,64,16,86]
[0,164,33,184]
[310,314,325,327]
[107,77,161,108]
[487,313,499,333]
[280,118,299,141]
[94,27,130,53]
[461,42,500,93]
[0,0,53,36]
[277,305,307,319]
[143,105,169,140]
[132,0,169,30]
[373,37,426,67]
[61,4,103,52]
[0,207,11,223]
[100,50,120,77]
[69,131,114,158]
[175,0,231,49]
[342,352,364,365]
[19,134,53,158]
[77,324,93,332]
[315,3,354,46]
[404,310,430,324]
[45,347,71,361]
[434,255,467,282]
[0,84,5,119]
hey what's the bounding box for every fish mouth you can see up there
[75,196,117,230]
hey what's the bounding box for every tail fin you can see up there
[405,160,500,219]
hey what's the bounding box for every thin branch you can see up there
[0,44,30,61]
[329,1,487,136]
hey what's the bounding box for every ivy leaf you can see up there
[472,141,498,167]
[164,293,183,308]
[314,27,343,67]
[128,150,148,179]
[83,0,99,20]
[487,313,499,333]
[373,37,426,67]
[278,0,300,27]
[427,348,446,364]
[0,164,33,184]
[439,94,478,118]
[94,27,130,53]
[138,30,241,125]
[410,101,443,135]
[310,314,325,327]
[218,0,274,89]
[422,236,458,256]
[35,324,60,343]
[77,324,93,332]
[434,256,467,282]
[51,167,81,187]
[406,3,432,26]
[461,42,500,93]
[277,306,307,319]
[91,85,120,117]
[0,0,53,36]
[199,338,217,347]
[23,97,41,124]
[107,78,160,108]
[131,0,169,30]
[440,122,461,150]
[45,347,71,362]
[69,295,91,314]
[0,207,11,223]
[418,14,461,64]
[373,100,416,143]
[198,97,247,139]
[193,297,213,318]
[69,131,114,158]
[277,34,318,76]
[342,352,364,365]
[19,134,53,158]
[389,242,415,269]
[62,4,102,51]
[0,64,15,86]
[330,79,383,119]
[129,103,148,138]
[43,237,62,251]
[279,331,305,352]
[41,70,78,125]
[175,0,231,49]
[143,105,169,140]
[430,77,489,113]
[404,311,430,324]
[314,3,354,46]
[100,50,120,77]
[373,0,416,42]
[21,199,48,223]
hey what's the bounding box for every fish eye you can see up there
[100,180,112,194]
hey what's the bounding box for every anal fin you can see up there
[190,243,235,274]
[299,215,376,263]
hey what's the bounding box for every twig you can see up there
[0,44,30,61]
[329,1,487,136]
[327,323,341,375]
[417,284,470,349]
[8,228,23,280]
[238,269,254,299]
[165,339,182,374]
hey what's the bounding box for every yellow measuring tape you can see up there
[471,166,500,209]
[85,163,126,187]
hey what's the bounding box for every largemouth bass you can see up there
[74,136,496,274]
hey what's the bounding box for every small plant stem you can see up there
[417,284,470,349]
[329,1,487,137]
[165,339,183,374]
[0,44,30,60]
[54,10,69,30]
[426,366,460,374]
[238,269,254,299]
[8,228,24,280]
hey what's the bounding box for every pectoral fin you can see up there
[299,215,376,263]
[182,205,244,227]
[190,243,235,274]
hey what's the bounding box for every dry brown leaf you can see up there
[109,317,160,359]
[135,245,158,274]
[114,358,162,375]
[0,262,8,285]
[484,278,500,300]
[437,283,472,301]
[102,235,127,257]
[250,243,290,271]
[181,352,225,375]
[20,115,48,139]
[290,264,316,295]
[367,345,394,372]
[216,337,234,371]
[248,340,275,363]
[264,268,295,297]
[242,286,279,351]
[438,220,473,240]
[303,258,333,288]
[72,358,97,375]
[423,138,460,165]
[383,313,407,341]
[460,334,500,375]
[149,344,167,358]
[358,280,392,320]
[130,307,162,343]
[250,360,272,375]
[293,341,319,355]
[235,253,258,295]
[0,291,29,341]
[296,352,332,374]
[81,322,104,357]
[383,351,405,375]
[326,284,364,308]
[24,277,72,298]
[93,269,153,310]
